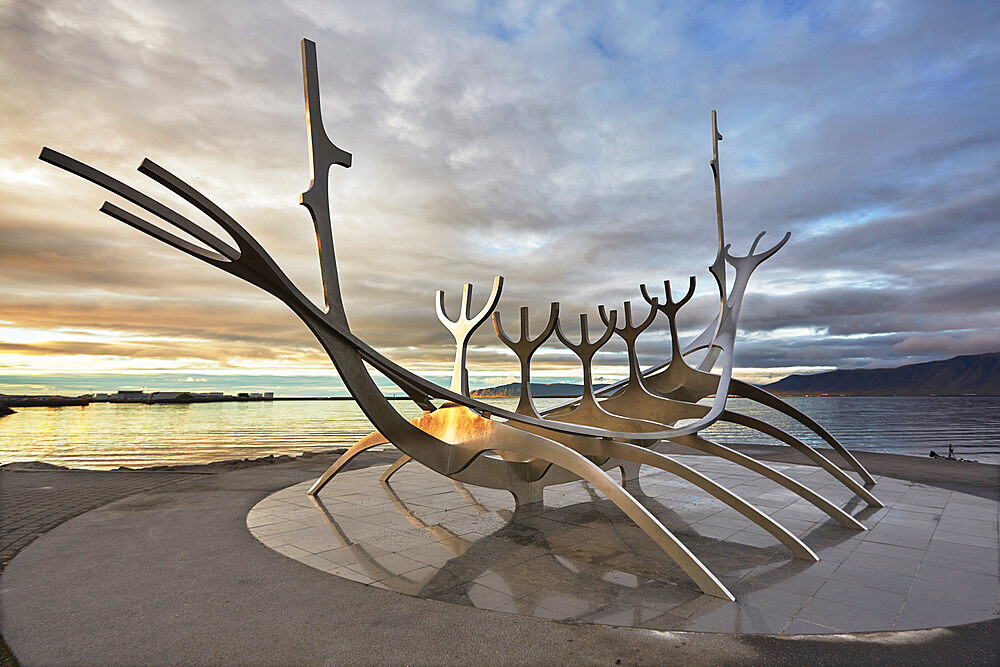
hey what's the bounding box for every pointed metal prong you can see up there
[40,147,239,261]
[99,203,229,265]
[137,158,247,260]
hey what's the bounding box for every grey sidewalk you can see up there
[1,449,997,665]
[1,468,194,572]
[0,466,212,666]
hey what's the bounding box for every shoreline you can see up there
[3,442,996,481]
[4,393,998,407]
[0,447,349,474]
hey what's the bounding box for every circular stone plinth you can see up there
[247,455,999,634]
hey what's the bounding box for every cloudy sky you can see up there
[1,0,998,396]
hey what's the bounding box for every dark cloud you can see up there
[1,0,998,392]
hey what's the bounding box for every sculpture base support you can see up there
[619,460,642,486]
[509,482,546,508]
[380,454,412,483]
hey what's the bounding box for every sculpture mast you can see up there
[299,39,353,326]
[706,109,728,356]
[710,109,725,263]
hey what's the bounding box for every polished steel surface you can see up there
[39,38,884,600]
[437,277,504,396]
[494,303,560,417]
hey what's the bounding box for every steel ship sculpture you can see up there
[40,39,881,600]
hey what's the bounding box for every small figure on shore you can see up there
[928,444,977,463]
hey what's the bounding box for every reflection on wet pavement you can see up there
[248,455,999,634]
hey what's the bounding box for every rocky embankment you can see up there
[0,448,349,473]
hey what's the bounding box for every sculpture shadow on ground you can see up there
[307,468,867,628]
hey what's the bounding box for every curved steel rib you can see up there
[720,410,882,506]
[594,309,880,509]
[665,434,866,530]
[568,440,818,561]
[600,385,880,510]
[728,379,876,486]
[587,282,879,516]
[322,403,737,598]
[415,408,737,600]
[307,430,391,495]
[511,437,734,600]
[381,453,412,483]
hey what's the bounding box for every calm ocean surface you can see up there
[1,396,997,469]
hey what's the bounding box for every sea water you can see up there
[0,396,997,469]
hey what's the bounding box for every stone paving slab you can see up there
[250,456,1000,634]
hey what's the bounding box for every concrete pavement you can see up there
[1,448,997,665]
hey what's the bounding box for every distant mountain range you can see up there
[470,352,1000,398]
[763,352,1000,396]
[471,382,609,398]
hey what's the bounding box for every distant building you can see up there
[59,389,274,405]
[149,392,184,401]
[112,390,148,403]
